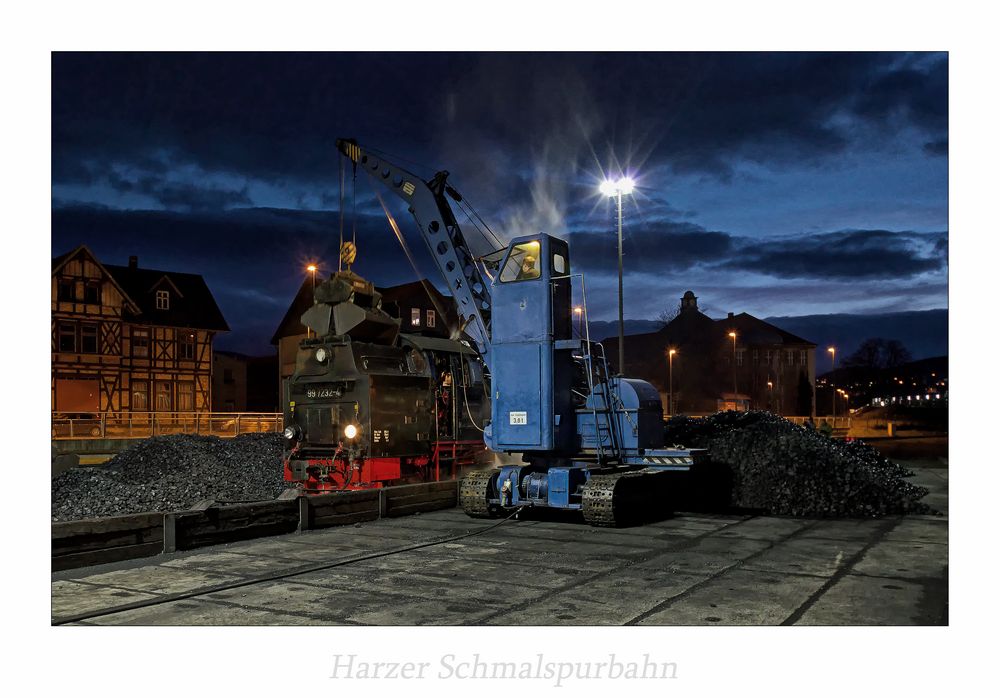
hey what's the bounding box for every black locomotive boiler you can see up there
[282,270,490,492]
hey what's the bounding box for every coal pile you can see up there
[51,433,286,521]
[664,411,934,518]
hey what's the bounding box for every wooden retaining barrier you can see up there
[52,512,164,572]
[52,480,462,570]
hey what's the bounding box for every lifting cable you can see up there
[452,188,505,252]
[368,176,453,335]
[460,379,485,433]
[52,506,529,626]
[338,154,346,272]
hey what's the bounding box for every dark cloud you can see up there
[570,223,734,273]
[923,138,948,156]
[723,229,947,280]
[52,52,949,209]
[569,224,946,281]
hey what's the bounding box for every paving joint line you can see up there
[623,518,823,625]
[475,515,756,625]
[780,518,901,626]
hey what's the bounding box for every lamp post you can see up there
[573,306,583,338]
[728,331,738,397]
[667,348,677,416]
[306,264,318,338]
[767,379,773,411]
[600,176,635,374]
[827,346,836,425]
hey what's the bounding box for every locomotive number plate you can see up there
[306,387,339,399]
[509,411,528,425]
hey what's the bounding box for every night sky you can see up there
[51,52,948,355]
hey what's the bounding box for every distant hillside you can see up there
[586,319,664,341]
[590,309,947,362]
[765,309,947,362]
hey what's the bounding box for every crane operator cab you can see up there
[487,234,574,456]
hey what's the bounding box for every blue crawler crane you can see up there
[336,139,703,526]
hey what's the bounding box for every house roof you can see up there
[717,312,815,346]
[600,302,815,375]
[52,244,140,315]
[54,245,229,331]
[104,263,229,331]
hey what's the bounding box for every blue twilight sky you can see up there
[51,52,947,353]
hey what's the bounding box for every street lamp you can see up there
[827,346,836,424]
[600,176,635,374]
[573,306,583,338]
[306,263,318,337]
[728,331,738,396]
[667,348,677,417]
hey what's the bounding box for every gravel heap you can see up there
[664,411,934,518]
[52,433,286,521]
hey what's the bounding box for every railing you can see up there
[51,412,283,440]
[675,414,852,430]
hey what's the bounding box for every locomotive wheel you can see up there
[459,468,501,519]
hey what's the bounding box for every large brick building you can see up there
[602,291,817,416]
[51,245,228,414]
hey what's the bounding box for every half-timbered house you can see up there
[52,245,229,414]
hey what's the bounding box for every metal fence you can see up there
[51,412,284,440]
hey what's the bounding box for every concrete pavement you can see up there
[52,462,947,626]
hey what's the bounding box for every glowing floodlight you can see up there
[600,177,635,197]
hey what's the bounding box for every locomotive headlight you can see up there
[283,425,300,441]
[315,347,328,363]
[343,424,359,440]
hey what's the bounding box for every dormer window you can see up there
[156,290,170,310]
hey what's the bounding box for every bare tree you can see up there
[884,339,913,368]
[843,337,913,369]
[657,302,681,327]
[844,338,886,368]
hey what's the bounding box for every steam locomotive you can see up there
[282,270,490,492]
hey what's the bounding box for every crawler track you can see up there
[459,468,500,518]
[582,468,675,527]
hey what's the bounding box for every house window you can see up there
[80,324,99,354]
[132,381,149,411]
[799,349,808,365]
[223,368,235,385]
[752,349,759,364]
[58,322,76,352]
[179,332,196,360]
[787,350,795,366]
[411,308,421,326]
[132,328,149,358]
[155,381,172,411]
[58,279,76,301]
[426,309,436,328]
[156,290,170,310]
[176,382,195,411]
[84,281,101,305]
[736,349,745,366]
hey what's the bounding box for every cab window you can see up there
[499,241,542,282]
